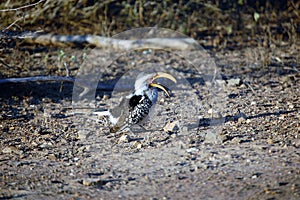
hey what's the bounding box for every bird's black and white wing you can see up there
[111,94,153,133]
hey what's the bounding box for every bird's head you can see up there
[134,72,177,96]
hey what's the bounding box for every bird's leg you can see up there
[137,124,147,132]
[143,131,153,146]
[113,126,136,138]
[127,128,135,136]
[135,125,152,144]
[129,130,138,140]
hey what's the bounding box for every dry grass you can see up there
[0,0,299,48]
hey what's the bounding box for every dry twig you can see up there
[1,31,200,50]
[0,76,115,91]
[0,0,45,12]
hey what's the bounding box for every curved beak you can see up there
[150,72,177,97]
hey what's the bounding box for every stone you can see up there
[119,134,131,143]
[163,121,179,133]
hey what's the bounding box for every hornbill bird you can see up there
[94,72,177,133]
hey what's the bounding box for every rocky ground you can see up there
[0,1,300,199]
[0,41,299,199]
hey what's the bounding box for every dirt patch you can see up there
[1,1,300,199]
[1,45,300,199]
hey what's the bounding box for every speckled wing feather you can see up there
[110,94,152,133]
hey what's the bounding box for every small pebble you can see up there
[48,154,56,160]
[82,178,97,186]
[103,94,110,100]
[132,141,142,149]
[186,147,199,153]
[182,126,188,132]
[2,146,20,154]
[267,138,274,144]
[252,175,258,179]
[119,134,131,143]
[215,79,226,85]
[163,121,179,133]
[238,117,245,123]
[204,131,220,143]
[227,78,241,86]
[77,130,89,140]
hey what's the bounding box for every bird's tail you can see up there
[93,110,110,116]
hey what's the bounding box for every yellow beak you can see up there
[150,72,177,97]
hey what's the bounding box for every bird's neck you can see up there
[133,87,158,103]
[145,88,158,103]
